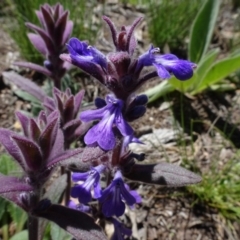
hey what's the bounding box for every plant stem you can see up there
[2,213,8,240]
[28,215,39,240]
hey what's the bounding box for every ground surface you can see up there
[1,1,240,240]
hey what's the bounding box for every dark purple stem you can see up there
[28,215,40,240]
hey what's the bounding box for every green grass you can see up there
[6,0,99,63]
[147,0,204,56]
[120,0,149,5]
[156,93,240,222]
[177,101,240,221]
[188,155,240,220]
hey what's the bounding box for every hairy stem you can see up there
[28,215,39,240]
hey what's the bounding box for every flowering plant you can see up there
[1,12,201,240]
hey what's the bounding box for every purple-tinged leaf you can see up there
[126,17,142,54]
[25,22,55,54]
[43,3,51,12]
[39,116,58,159]
[74,121,91,138]
[38,111,47,128]
[48,129,64,161]
[47,110,59,122]
[63,119,81,143]
[102,16,118,48]
[55,11,68,47]
[62,20,73,46]
[81,146,110,163]
[0,174,33,210]
[74,90,84,115]
[33,201,107,240]
[0,174,33,194]
[47,148,87,171]
[35,10,44,27]
[12,135,42,171]
[43,97,56,114]
[54,93,64,116]
[29,119,41,143]
[65,88,71,96]
[53,3,61,21]
[0,128,24,168]
[15,111,29,137]
[53,3,64,19]
[63,119,81,133]
[28,33,47,56]
[123,163,202,187]
[41,6,55,36]
[3,71,47,102]
[58,4,64,15]
[63,96,74,122]
[15,62,52,78]
[53,87,61,96]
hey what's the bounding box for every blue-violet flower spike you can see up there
[71,165,105,204]
[80,95,134,150]
[99,170,141,217]
[138,45,196,81]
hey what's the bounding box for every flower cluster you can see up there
[61,16,198,240]
[61,16,195,152]
[61,16,196,100]
[0,12,202,240]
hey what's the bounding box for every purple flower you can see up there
[80,95,134,150]
[68,200,91,213]
[99,171,141,217]
[61,38,107,83]
[110,218,132,240]
[71,165,105,204]
[138,45,196,81]
[67,38,107,68]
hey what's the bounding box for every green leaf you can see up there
[14,90,41,105]
[193,53,240,94]
[164,49,219,94]
[144,80,175,103]
[43,174,67,204]
[9,230,28,240]
[230,48,240,57]
[0,198,7,220]
[50,222,72,240]
[0,154,20,176]
[183,48,219,93]
[7,203,27,232]
[188,0,221,63]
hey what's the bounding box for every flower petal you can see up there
[115,114,133,136]
[153,63,171,79]
[80,107,107,122]
[72,172,89,182]
[167,60,194,80]
[102,193,125,217]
